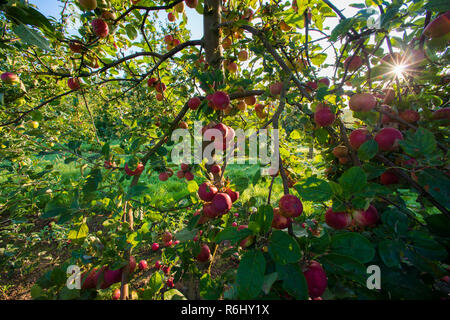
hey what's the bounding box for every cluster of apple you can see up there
[81,256,136,290]
[158,168,174,181]
[202,122,235,151]
[77,1,112,39]
[271,194,303,230]
[147,77,167,101]
[196,180,239,223]
[176,163,194,181]
[325,205,380,230]
[167,0,197,22]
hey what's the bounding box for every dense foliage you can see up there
[0,0,449,300]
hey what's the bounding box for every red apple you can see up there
[168,12,175,22]
[91,18,109,38]
[279,194,303,218]
[314,104,335,127]
[159,172,169,181]
[198,182,218,202]
[112,288,121,300]
[431,107,450,120]
[211,193,232,215]
[238,50,248,61]
[185,0,198,9]
[380,170,399,185]
[352,205,379,227]
[211,91,230,110]
[210,164,221,175]
[69,40,84,53]
[325,208,352,230]
[226,188,239,203]
[196,244,211,262]
[303,260,327,298]
[423,11,450,39]
[184,171,194,181]
[374,127,404,151]
[188,97,201,110]
[270,82,283,96]
[272,208,292,229]
[349,93,377,112]
[151,243,159,251]
[138,260,148,270]
[399,109,420,123]
[318,78,330,87]
[343,55,363,72]
[68,78,81,90]
[349,128,371,150]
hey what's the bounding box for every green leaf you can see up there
[261,272,278,294]
[147,271,164,296]
[68,223,89,240]
[214,227,253,245]
[126,183,149,200]
[380,4,400,28]
[399,128,437,158]
[276,263,308,300]
[187,180,199,194]
[357,140,378,160]
[12,24,51,51]
[125,24,138,40]
[236,250,266,299]
[425,214,450,237]
[199,273,223,300]
[378,240,402,268]
[424,0,450,12]
[294,177,332,202]
[331,232,375,264]
[268,230,302,264]
[163,289,187,300]
[254,204,274,234]
[321,253,367,284]
[338,166,367,196]
[330,18,356,41]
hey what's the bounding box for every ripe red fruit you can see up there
[198,182,218,202]
[211,91,230,110]
[238,50,249,61]
[112,288,121,300]
[374,127,404,151]
[147,77,157,87]
[188,97,201,110]
[91,18,109,38]
[314,105,335,127]
[226,188,239,203]
[232,222,238,227]
[69,40,84,53]
[177,170,185,179]
[164,35,174,44]
[306,81,318,91]
[383,89,395,105]
[423,11,450,39]
[203,203,218,218]
[78,0,97,11]
[151,243,159,251]
[168,12,175,22]
[179,121,188,129]
[180,163,190,171]
[332,146,348,158]
[349,128,371,150]
[162,232,172,243]
[184,171,194,181]
[138,260,148,270]
[124,163,144,176]
[344,55,363,72]
[210,164,221,175]
[279,194,303,218]
[185,0,198,9]
[68,78,81,90]
[211,193,233,215]
[269,82,283,96]
[272,208,292,229]
[1,72,19,84]
[101,268,122,289]
[318,78,330,87]
[349,93,377,112]
[303,260,327,298]
[155,82,166,93]
[352,205,379,227]
[399,109,420,123]
[380,105,398,124]
[162,265,171,275]
[380,170,399,185]
[196,244,211,262]
[244,95,256,106]
[101,11,115,21]
[154,260,161,269]
[158,172,169,181]
[325,208,352,230]
[431,107,450,120]
[166,277,175,288]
